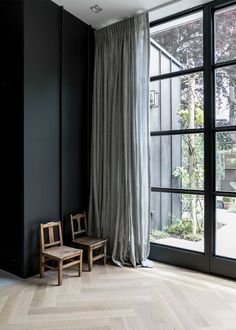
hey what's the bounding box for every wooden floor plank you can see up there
[0,262,235,329]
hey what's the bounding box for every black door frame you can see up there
[149,0,236,279]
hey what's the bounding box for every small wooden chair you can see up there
[39,221,83,286]
[70,212,108,271]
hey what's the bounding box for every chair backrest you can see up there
[39,221,63,251]
[70,212,87,240]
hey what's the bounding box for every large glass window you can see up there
[214,4,236,265]
[149,0,236,280]
[216,131,236,192]
[150,2,236,275]
[150,12,204,252]
[151,134,204,190]
[216,196,236,259]
[215,66,236,127]
[150,12,203,73]
[150,73,204,132]
[215,5,236,64]
[151,192,204,252]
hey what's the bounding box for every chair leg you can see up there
[104,243,107,265]
[58,260,63,286]
[78,253,83,277]
[88,248,93,272]
[40,254,45,278]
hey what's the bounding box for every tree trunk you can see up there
[188,76,197,235]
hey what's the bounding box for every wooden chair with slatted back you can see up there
[39,221,83,285]
[70,212,108,271]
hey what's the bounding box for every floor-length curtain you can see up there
[89,13,151,267]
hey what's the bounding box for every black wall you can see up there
[62,10,89,217]
[62,10,92,244]
[23,0,61,276]
[0,0,24,277]
[0,0,93,278]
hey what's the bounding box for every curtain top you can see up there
[94,13,149,42]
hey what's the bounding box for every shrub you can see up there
[184,233,202,241]
[223,196,235,203]
[167,219,192,237]
[150,230,170,241]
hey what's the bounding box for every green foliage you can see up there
[173,165,204,190]
[195,106,204,125]
[184,233,202,242]
[152,19,203,69]
[172,166,189,182]
[177,108,189,127]
[152,9,236,71]
[222,196,235,203]
[166,218,193,236]
[151,219,204,242]
[176,103,204,129]
[215,134,235,190]
[166,218,203,241]
[150,230,170,241]
[217,132,234,151]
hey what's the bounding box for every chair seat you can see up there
[42,245,82,260]
[73,236,108,247]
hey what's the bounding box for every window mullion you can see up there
[203,3,214,264]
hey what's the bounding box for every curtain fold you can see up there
[89,13,151,267]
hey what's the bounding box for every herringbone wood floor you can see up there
[0,262,236,330]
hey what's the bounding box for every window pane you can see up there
[215,65,236,127]
[150,80,160,132]
[215,5,236,64]
[150,11,203,74]
[149,73,204,131]
[150,44,160,76]
[216,196,236,259]
[216,132,236,192]
[150,134,204,190]
[150,192,204,252]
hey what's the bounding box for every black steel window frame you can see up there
[149,0,236,279]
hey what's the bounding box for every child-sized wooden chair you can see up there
[39,221,83,285]
[70,212,108,271]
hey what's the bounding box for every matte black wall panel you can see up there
[24,0,61,277]
[0,0,92,278]
[86,27,95,212]
[62,10,89,220]
[0,0,24,276]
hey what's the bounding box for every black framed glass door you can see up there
[207,1,236,278]
[149,0,236,279]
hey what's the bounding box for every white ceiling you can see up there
[51,0,178,29]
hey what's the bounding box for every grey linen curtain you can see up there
[89,13,151,267]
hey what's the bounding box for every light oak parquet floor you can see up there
[0,262,236,330]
